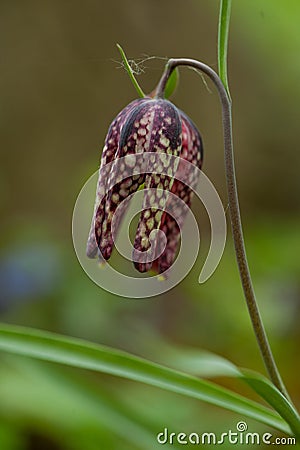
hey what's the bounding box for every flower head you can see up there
[87,97,203,275]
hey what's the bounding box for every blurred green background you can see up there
[0,0,299,448]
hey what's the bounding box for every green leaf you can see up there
[241,369,300,440]
[0,323,291,435]
[0,422,23,450]
[116,44,145,98]
[0,356,176,450]
[164,68,179,99]
[153,344,300,439]
[218,0,232,98]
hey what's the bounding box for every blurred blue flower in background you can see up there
[0,244,61,310]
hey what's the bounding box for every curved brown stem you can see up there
[156,58,290,401]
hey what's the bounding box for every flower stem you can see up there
[156,58,291,402]
[218,0,232,98]
[116,44,145,98]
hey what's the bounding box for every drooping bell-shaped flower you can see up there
[87,96,203,275]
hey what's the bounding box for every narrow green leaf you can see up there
[218,0,232,98]
[164,68,179,99]
[0,357,177,450]
[241,369,300,440]
[0,323,291,435]
[116,44,145,98]
[156,344,300,439]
